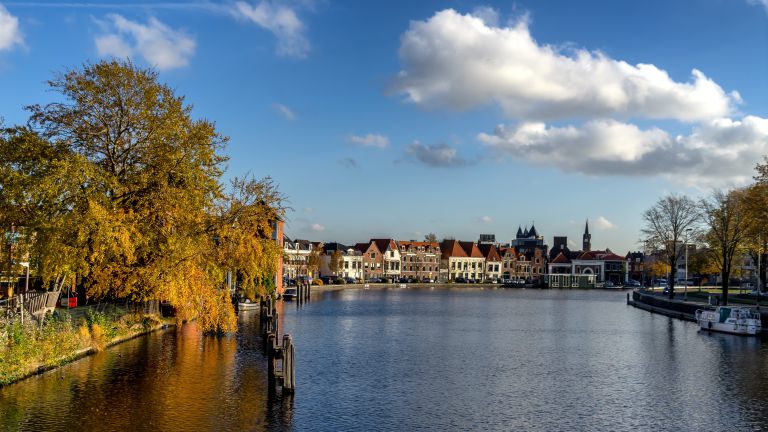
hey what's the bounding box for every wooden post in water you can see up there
[282,334,295,393]
[267,332,277,390]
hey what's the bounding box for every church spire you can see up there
[583,219,591,251]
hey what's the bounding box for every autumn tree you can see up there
[329,249,343,276]
[307,244,323,278]
[0,60,284,332]
[701,189,751,305]
[641,195,701,299]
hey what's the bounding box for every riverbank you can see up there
[628,289,768,333]
[0,308,173,387]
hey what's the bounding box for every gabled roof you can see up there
[516,226,523,238]
[440,239,467,259]
[478,244,501,261]
[323,242,348,254]
[601,253,626,261]
[577,250,598,260]
[551,252,571,264]
[459,241,485,258]
[371,238,397,254]
[355,242,378,254]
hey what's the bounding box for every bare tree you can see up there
[424,233,438,243]
[702,189,751,305]
[641,195,701,299]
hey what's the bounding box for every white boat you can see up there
[695,306,762,335]
[237,298,260,310]
[282,288,297,300]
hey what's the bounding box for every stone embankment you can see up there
[627,289,768,334]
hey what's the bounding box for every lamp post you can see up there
[684,228,692,301]
[20,261,29,294]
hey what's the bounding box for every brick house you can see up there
[398,240,441,281]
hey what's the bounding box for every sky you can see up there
[0,0,767,253]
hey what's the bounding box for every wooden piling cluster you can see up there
[296,283,311,303]
[260,296,296,394]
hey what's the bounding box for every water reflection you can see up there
[2,288,768,431]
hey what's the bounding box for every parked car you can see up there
[421,277,433,283]
[455,277,467,283]
[368,277,382,283]
[344,277,356,284]
[625,279,641,287]
[398,277,409,283]
[321,276,335,284]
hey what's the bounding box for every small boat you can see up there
[695,306,762,335]
[282,288,298,300]
[237,298,260,311]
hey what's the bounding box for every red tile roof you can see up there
[440,240,468,259]
[478,244,501,261]
[459,241,485,258]
[551,252,571,264]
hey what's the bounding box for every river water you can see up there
[2,287,768,431]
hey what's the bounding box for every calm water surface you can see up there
[2,288,768,431]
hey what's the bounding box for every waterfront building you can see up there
[626,251,645,282]
[500,247,518,281]
[398,240,441,281]
[478,244,502,281]
[319,243,363,279]
[355,241,383,279]
[440,239,485,281]
[547,249,627,285]
[282,237,318,281]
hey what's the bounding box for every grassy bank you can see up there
[0,307,167,386]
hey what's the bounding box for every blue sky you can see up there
[1,0,767,253]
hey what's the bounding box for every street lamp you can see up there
[684,228,692,301]
[19,261,29,294]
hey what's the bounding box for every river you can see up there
[2,287,768,431]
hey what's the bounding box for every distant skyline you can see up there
[1,0,766,253]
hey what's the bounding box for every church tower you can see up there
[583,220,591,251]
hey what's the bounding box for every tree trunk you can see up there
[668,257,676,299]
[721,268,730,306]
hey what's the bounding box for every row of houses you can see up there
[282,221,630,284]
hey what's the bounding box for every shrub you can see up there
[333,278,346,284]
[312,279,323,286]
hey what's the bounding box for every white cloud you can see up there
[406,141,469,167]
[594,216,616,230]
[478,116,768,187]
[0,4,24,51]
[348,133,389,149]
[394,9,738,122]
[232,1,309,58]
[95,14,195,70]
[272,103,296,120]
[479,215,493,224]
[303,207,313,213]
[310,223,325,232]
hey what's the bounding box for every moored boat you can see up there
[237,298,260,311]
[282,288,298,300]
[695,306,761,335]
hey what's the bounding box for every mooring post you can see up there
[282,334,295,393]
[19,294,24,325]
[267,332,277,388]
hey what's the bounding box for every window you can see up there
[370,253,376,259]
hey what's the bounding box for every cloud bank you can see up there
[394,9,739,122]
[96,14,195,70]
[406,141,470,167]
[478,116,768,187]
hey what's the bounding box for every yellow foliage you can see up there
[90,323,106,351]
